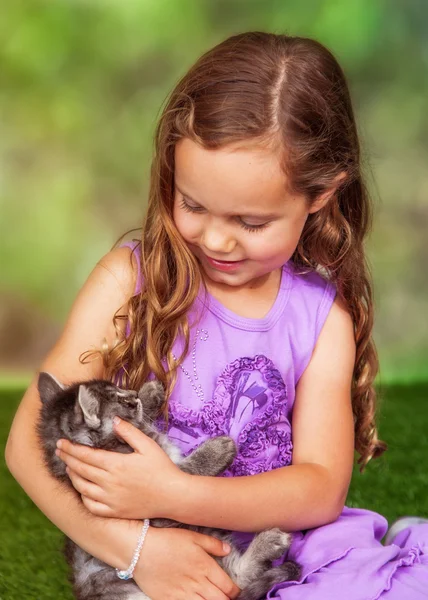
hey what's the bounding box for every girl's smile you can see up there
[202,253,247,273]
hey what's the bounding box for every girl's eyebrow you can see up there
[175,184,282,220]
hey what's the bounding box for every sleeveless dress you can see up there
[122,241,428,599]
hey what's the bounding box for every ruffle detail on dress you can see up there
[263,515,428,600]
[266,546,356,597]
[370,543,425,600]
[161,353,294,477]
[266,542,428,600]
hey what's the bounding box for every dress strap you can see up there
[119,239,142,296]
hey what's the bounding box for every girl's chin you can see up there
[202,266,271,289]
[202,266,246,285]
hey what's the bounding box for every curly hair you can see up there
[82,32,387,471]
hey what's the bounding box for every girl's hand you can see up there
[134,526,241,600]
[55,417,186,520]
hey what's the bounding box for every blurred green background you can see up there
[0,1,427,383]
[1,2,428,597]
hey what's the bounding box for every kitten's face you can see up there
[38,373,160,450]
[72,381,144,447]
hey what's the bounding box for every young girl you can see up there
[6,31,428,599]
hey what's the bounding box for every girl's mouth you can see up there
[204,254,246,272]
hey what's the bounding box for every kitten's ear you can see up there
[78,386,101,430]
[38,372,66,404]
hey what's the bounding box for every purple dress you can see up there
[123,241,428,599]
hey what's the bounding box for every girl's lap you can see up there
[264,512,428,600]
[268,543,428,600]
[269,560,428,600]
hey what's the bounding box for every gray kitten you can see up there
[37,372,300,600]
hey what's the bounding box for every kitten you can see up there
[37,372,301,600]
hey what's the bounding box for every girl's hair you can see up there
[83,31,387,470]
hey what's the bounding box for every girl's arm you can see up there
[169,295,356,533]
[5,247,144,568]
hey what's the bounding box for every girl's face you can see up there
[173,137,322,290]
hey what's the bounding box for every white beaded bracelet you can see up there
[116,518,150,580]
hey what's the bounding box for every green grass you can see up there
[1,383,428,599]
[0,389,73,600]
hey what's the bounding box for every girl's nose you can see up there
[201,221,236,255]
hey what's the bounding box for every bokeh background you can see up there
[1,0,427,385]
[1,2,428,597]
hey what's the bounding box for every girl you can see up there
[6,32,428,600]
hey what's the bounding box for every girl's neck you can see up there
[203,267,283,320]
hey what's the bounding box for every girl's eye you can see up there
[179,197,270,234]
[179,198,205,213]
[239,220,269,233]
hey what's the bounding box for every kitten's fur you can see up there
[37,372,301,600]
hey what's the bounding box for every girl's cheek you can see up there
[174,212,202,242]
[245,233,294,263]
[246,233,280,255]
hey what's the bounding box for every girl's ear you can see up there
[37,372,66,404]
[78,386,101,429]
[308,171,347,214]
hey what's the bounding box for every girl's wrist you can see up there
[116,518,150,580]
[166,472,204,524]
[161,470,193,522]
[131,525,162,584]
[107,518,145,571]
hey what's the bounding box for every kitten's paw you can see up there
[138,380,165,417]
[253,528,292,560]
[207,435,237,467]
[181,436,237,476]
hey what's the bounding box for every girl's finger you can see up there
[56,450,108,485]
[56,440,110,470]
[195,582,230,600]
[67,469,105,503]
[206,560,241,599]
[81,495,114,517]
[113,417,150,453]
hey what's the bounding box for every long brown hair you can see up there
[85,32,387,470]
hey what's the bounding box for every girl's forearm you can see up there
[5,408,139,570]
[172,463,345,532]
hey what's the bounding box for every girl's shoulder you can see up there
[7,244,141,460]
[290,264,336,296]
[288,265,337,327]
[97,242,141,303]
[22,244,140,391]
